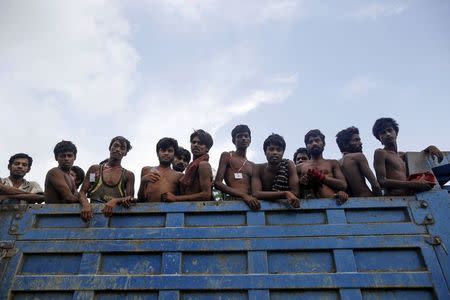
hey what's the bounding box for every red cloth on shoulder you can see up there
[179,154,209,188]
[408,171,436,183]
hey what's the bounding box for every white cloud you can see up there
[341,76,379,98]
[141,0,304,28]
[351,2,408,20]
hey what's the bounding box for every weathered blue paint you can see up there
[1,176,449,299]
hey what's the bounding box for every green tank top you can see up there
[89,164,126,203]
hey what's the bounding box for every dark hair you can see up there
[190,129,213,150]
[336,126,359,153]
[53,140,77,158]
[293,147,308,161]
[231,125,251,143]
[8,153,33,168]
[70,166,85,184]
[109,136,132,152]
[263,133,286,152]
[372,117,399,141]
[156,137,179,154]
[175,146,191,163]
[304,129,325,145]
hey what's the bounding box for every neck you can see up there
[158,162,171,169]
[311,153,323,160]
[384,143,397,152]
[267,161,281,170]
[107,158,122,167]
[234,148,247,158]
[8,175,24,186]
[58,166,70,173]
[193,153,207,160]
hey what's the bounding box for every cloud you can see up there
[351,2,408,20]
[140,0,304,28]
[341,76,379,98]
[0,0,138,116]
[0,0,138,182]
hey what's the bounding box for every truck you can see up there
[1,152,449,299]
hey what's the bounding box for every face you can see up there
[56,152,76,171]
[109,140,128,160]
[265,144,284,165]
[306,136,324,156]
[378,126,397,145]
[233,132,251,149]
[191,136,208,157]
[294,153,309,165]
[172,155,189,172]
[158,147,175,165]
[348,133,363,153]
[8,158,30,178]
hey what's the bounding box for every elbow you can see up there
[200,191,212,201]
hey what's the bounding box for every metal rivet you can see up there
[426,214,433,221]
[10,226,17,232]
[13,205,19,211]
[15,213,21,219]
[420,201,428,208]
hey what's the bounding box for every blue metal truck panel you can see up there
[1,151,449,299]
[1,193,449,300]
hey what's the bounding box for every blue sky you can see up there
[1,0,449,190]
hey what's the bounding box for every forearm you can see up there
[253,190,287,201]
[214,181,247,198]
[379,178,417,190]
[323,177,347,191]
[174,191,211,202]
[6,193,44,203]
[78,193,90,207]
[0,184,27,195]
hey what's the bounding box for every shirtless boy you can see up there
[172,147,191,172]
[297,130,348,203]
[372,117,443,196]
[162,129,213,202]
[138,138,183,202]
[336,126,381,197]
[214,125,260,210]
[293,147,309,165]
[252,134,300,208]
[0,153,44,203]
[79,136,135,219]
[44,141,80,206]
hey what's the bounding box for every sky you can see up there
[1,0,449,191]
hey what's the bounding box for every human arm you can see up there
[374,149,434,192]
[48,168,79,203]
[251,164,299,208]
[163,162,212,202]
[1,193,44,203]
[355,153,382,196]
[214,152,260,210]
[78,165,97,221]
[324,161,347,192]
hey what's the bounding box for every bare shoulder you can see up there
[124,169,135,179]
[346,152,367,161]
[87,164,100,173]
[47,167,62,177]
[326,159,341,167]
[199,161,212,170]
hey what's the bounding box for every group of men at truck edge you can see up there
[0,117,444,220]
